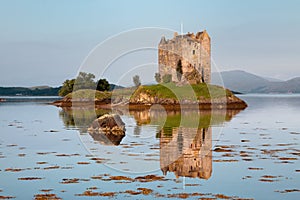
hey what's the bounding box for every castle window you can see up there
[192,50,195,55]
[176,60,183,81]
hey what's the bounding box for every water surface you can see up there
[0,95,299,199]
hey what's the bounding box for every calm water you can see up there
[0,95,299,199]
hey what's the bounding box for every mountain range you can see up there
[212,70,300,93]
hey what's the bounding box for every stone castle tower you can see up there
[158,30,211,84]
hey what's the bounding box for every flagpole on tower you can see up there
[180,21,183,37]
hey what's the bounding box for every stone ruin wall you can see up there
[158,31,211,84]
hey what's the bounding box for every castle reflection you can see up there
[130,109,240,179]
[59,107,240,179]
[160,126,212,179]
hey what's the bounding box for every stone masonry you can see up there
[158,30,211,84]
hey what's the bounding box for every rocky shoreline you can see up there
[52,95,247,110]
[127,90,247,110]
[52,85,248,110]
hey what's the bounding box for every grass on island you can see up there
[112,87,136,100]
[63,83,233,102]
[132,83,233,100]
[65,89,111,101]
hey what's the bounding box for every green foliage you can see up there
[154,73,161,83]
[162,74,172,83]
[112,87,135,97]
[73,72,97,90]
[65,89,111,101]
[96,79,110,91]
[59,72,106,96]
[59,79,75,96]
[133,75,141,87]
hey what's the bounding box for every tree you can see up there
[155,73,161,83]
[96,79,110,91]
[73,72,97,90]
[133,75,141,87]
[162,74,172,83]
[58,72,97,96]
[58,79,75,96]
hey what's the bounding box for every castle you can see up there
[158,30,211,84]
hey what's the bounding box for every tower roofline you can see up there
[161,30,210,43]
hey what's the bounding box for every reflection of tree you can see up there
[59,107,125,145]
[59,108,75,127]
[59,107,109,133]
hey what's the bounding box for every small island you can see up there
[52,83,246,110]
[53,30,247,110]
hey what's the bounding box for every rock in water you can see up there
[88,114,126,145]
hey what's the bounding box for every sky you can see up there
[0,0,300,86]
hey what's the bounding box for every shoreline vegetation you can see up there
[52,83,247,110]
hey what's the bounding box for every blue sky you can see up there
[0,0,299,86]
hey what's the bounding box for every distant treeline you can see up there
[0,87,61,96]
[0,83,123,96]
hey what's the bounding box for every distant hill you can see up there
[0,86,61,96]
[0,83,123,96]
[212,70,300,93]
[29,85,52,90]
[262,77,282,82]
[109,84,124,91]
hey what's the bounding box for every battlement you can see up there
[161,30,209,44]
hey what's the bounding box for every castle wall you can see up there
[200,34,211,83]
[158,31,211,84]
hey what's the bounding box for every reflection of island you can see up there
[59,106,240,179]
[59,107,125,145]
[130,109,240,179]
[59,107,109,131]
